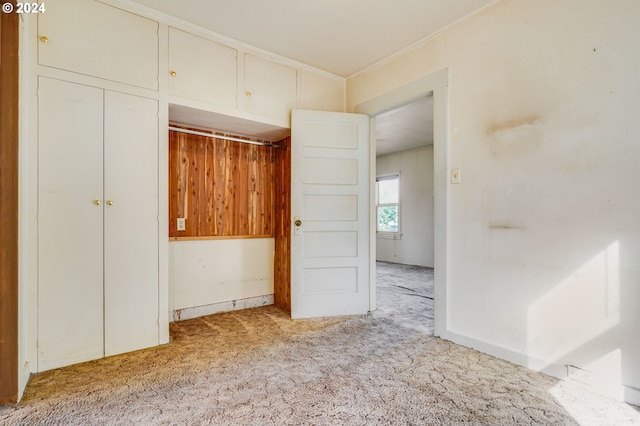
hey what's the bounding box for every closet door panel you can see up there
[300,69,345,112]
[168,27,237,109]
[38,0,159,90]
[243,54,297,123]
[37,77,104,371]
[103,91,159,356]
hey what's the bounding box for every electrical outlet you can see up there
[177,218,186,231]
[451,168,461,184]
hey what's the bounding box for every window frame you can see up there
[375,172,401,239]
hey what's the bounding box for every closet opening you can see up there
[167,114,291,322]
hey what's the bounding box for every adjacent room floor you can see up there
[1,263,638,425]
[375,260,434,335]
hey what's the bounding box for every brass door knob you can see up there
[294,219,302,226]
[93,199,101,206]
[245,91,252,97]
[39,36,48,43]
[170,71,176,76]
[106,200,114,206]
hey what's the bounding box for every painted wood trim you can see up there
[273,137,291,311]
[170,235,273,241]
[0,1,20,406]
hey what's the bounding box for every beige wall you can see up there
[376,146,434,267]
[349,0,640,402]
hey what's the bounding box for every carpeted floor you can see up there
[1,262,639,425]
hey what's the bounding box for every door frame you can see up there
[0,2,20,405]
[355,68,449,338]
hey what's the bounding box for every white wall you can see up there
[349,0,640,403]
[376,146,434,267]
[170,239,274,311]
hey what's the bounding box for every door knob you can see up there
[106,200,114,206]
[294,219,302,226]
[93,199,101,206]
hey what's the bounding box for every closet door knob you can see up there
[39,36,48,43]
[93,199,101,206]
[170,71,177,76]
[245,91,252,97]
[106,200,114,206]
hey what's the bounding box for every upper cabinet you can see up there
[243,54,298,124]
[168,27,237,110]
[35,1,345,129]
[37,0,159,90]
[300,69,345,112]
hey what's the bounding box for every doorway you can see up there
[373,96,435,334]
[355,69,449,338]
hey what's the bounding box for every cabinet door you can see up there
[103,91,159,356]
[300,69,345,112]
[243,53,297,124]
[37,77,104,371]
[168,28,237,109]
[38,0,158,90]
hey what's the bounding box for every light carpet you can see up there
[1,262,638,425]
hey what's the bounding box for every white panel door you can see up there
[291,109,370,318]
[103,91,159,356]
[37,77,104,370]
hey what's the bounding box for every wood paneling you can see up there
[169,129,275,238]
[0,1,19,405]
[273,137,291,311]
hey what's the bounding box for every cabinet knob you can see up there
[39,36,48,43]
[93,199,101,206]
[106,200,114,206]
[245,91,252,97]
[170,71,177,76]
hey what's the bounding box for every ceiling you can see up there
[129,0,496,77]
[375,96,434,157]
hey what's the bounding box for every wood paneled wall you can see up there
[169,129,274,238]
[0,1,20,405]
[273,137,291,311]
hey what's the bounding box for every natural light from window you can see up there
[376,174,400,233]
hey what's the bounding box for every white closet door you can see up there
[37,0,159,90]
[37,77,104,371]
[168,27,237,109]
[103,91,159,356]
[243,53,297,123]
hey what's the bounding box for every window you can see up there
[376,174,400,234]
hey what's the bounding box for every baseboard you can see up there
[173,294,274,322]
[624,385,640,407]
[446,331,640,405]
[17,360,31,402]
[446,330,567,379]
